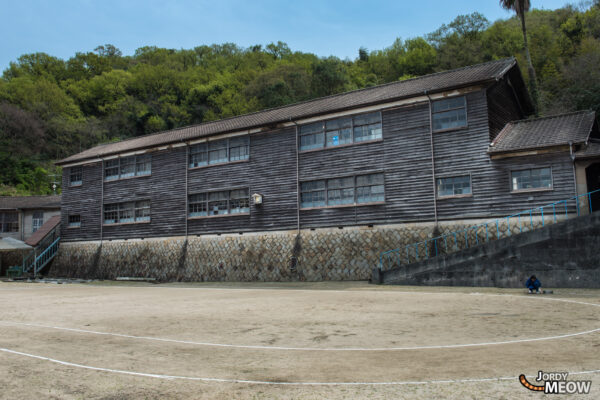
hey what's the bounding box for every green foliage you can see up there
[1,3,600,195]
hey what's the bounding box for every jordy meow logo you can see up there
[519,371,592,394]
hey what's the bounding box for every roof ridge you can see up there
[77,58,517,150]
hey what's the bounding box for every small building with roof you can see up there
[0,195,61,242]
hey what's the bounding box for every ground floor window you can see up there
[0,212,18,233]
[68,215,81,228]
[436,175,472,198]
[32,211,44,232]
[188,188,250,217]
[301,173,385,208]
[104,201,151,224]
[511,167,552,192]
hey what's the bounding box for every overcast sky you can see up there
[1,0,574,71]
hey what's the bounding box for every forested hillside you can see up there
[1,2,599,195]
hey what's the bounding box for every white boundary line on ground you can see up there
[1,347,599,386]
[1,293,598,351]
[1,321,599,352]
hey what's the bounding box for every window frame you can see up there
[104,155,152,182]
[432,96,468,133]
[300,172,386,210]
[509,166,554,193]
[298,111,383,152]
[188,136,250,169]
[69,166,83,187]
[187,188,250,219]
[436,174,473,199]
[103,200,152,225]
[67,214,81,228]
[0,212,19,233]
[32,211,44,233]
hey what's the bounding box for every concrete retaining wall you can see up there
[376,212,600,288]
[50,220,493,282]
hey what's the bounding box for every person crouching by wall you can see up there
[526,275,541,294]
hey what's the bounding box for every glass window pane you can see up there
[189,193,207,217]
[301,180,326,208]
[300,122,323,135]
[230,188,249,214]
[208,190,229,215]
[229,137,249,161]
[135,200,151,222]
[325,117,351,131]
[326,128,352,147]
[354,123,382,142]
[353,112,381,126]
[437,176,471,197]
[433,109,467,131]
[104,159,119,181]
[135,155,151,176]
[189,143,207,167]
[104,204,119,224]
[70,167,82,185]
[300,132,324,150]
[208,140,228,164]
[119,157,135,178]
[432,97,465,113]
[511,168,552,190]
[119,202,135,223]
[328,177,354,189]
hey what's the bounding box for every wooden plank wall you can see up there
[60,87,577,241]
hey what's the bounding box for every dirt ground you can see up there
[1,281,599,399]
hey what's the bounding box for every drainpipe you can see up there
[184,142,189,237]
[569,141,579,210]
[289,118,301,233]
[100,158,104,244]
[425,91,438,225]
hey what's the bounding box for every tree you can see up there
[499,0,540,114]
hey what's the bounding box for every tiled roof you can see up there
[0,195,61,210]
[58,58,519,165]
[575,140,600,159]
[25,215,60,247]
[489,111,597,154]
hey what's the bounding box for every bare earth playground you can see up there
[1,281,598,399]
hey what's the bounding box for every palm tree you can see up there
[500,0,539,115]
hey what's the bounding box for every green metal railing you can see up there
[23,237,60,277]
[379,189,600,272]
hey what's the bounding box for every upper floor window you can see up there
[189,136,249,168]
[432,96,467,132]
[299,112,382,151]
[104,155,151,181]
[104,200,151,225]
[32,212,44,232]
[69,166,82,186]
[188,188,250,217]
[511,167,552,192]
[0,212,18,233]
[300,173,385,208]
[437,175,472,198]
[68,214,81,228]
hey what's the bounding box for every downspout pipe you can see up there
[569,141,579,209]
[425,91,438,225]
[100,158,104,244]
[289,118,301,233]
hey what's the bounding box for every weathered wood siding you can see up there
[487,78,525,141]
[102,147,187,240]
[188,127,297,234]
[60,86,577,242]
[61,162,102,241]
[382,102,436,223]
